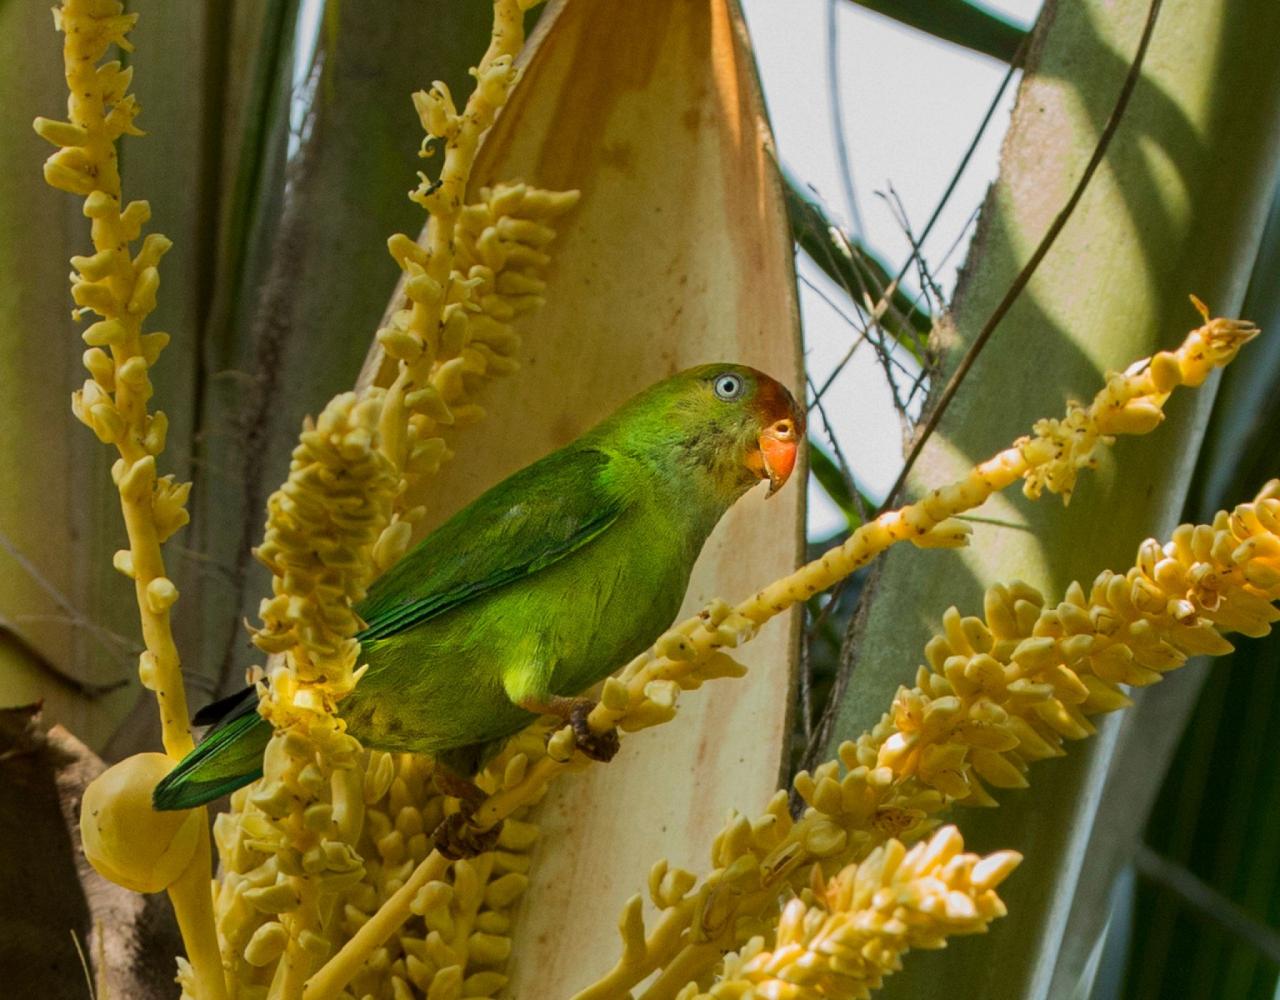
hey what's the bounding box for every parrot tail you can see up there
[152,687,271,811]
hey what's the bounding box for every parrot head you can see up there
[602,364,805,501]
[731,367,805,498]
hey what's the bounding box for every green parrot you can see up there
[153,364,802,851]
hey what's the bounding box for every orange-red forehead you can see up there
[751,371,805,430]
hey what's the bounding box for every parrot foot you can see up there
[429,766,501,859]
[431,811,503,860]
[570,701,620,763]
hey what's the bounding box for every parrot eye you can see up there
[713,372,745,401]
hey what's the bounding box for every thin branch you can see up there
[880,42,1025,336]
[882,186,944,320]
[826,0,865,238]
[881,0,1165,511]
[954,513,1034,531]
[810,33,1025,438]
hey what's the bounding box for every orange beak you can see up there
[748,418,800,497]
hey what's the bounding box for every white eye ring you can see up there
[713,373,745,401]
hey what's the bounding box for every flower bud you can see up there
[80,753,202,893]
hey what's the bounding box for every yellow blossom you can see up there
[371,181,579,565]
[211,729,549,1000]
[37,0,191,754]
[37,2,222,995]
[367,0,579,556]
[252,389,399,723]
[677,827,1020,1000]
[574,482,1280,998]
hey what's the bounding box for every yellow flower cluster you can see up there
[574,482,1280,998]
[209,727,549,1000]
[37,4,225,998]
[373,181,579,571]
[1021,297,1251,502]
[252,390,399,727]
[370,0,578,572]
[35,0,193,753]
[677,827,1020,1000]
[209,391,401,996]
[863,480,1280,812]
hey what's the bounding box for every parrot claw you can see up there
[570,701,620,762]
[431,811,503,860]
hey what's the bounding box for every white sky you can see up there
[740,0,1042,537]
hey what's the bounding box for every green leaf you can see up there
[847,0,1029,63]
[1127,630,1280,1000]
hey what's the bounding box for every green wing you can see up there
[356,446,627,642]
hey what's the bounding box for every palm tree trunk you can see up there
[826,2,1280,998]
